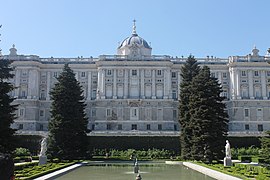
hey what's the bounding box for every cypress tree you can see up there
[47,64,88,160]
[188,66,228,162]
[179,55,200,159]
[0,59,17,153]
[260,131,270,164]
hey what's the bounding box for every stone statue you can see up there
[225,140,231,158]
[39,138,47,156]
[224,140,232,166]
[39,137,47,165]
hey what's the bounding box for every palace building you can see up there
[2,23,270,136]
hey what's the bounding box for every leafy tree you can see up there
[0,59,17,153]
[260,131,270,164]
[178,55,201,159]
[188,66,228,162]
[47,64,88,160]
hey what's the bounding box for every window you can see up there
[81,72,86,77]
[172,90,177,100]
[157,70,162,76]
[117,124,122,130]
[245,124,249,130]
[132,108,138,117]
[53,72,58,78]
[158,124,162,130]
[107,124,111,130]
[18,124,23,130]
[39,124,43,131]
[254,71,259,77]
[40,110,44,117]
[91,109,96,117]
[172,72,176,78]
[241,71,247,77]
[21,90,26,98]
[19,109,24,117]
[91,124,95,130]
[267,71,270,76]
[40,92,45,100]
[173,110,177,118]
[132,70,137,76]
[244,109,249,117]
[131,124,137,130]
[147,124,151,130]
[107,70,112,75]
[222,72,227,78]
[174,124,177,131]
[106,109,112,117]
[22,71,27,76]
[257,108,263,117]
[258,124,263,132]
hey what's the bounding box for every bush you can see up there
[239,156,252,163]
[13,148,31,157]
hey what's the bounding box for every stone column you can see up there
[97,68,105,99]
[248,70,254,99]
[261,70,267,99]
[236,70,241,99]
[113,69,117,99]
[177,71,181,100]
[152,70,156,99]
[140,69,145,98]
[229,68,236,100]
[14,69,21,98]
[218,72,222,84]
[87,71,92,100]
[46,72,51,100]
[28,69,39,99]
[163,69,167,99]
[124,69,129,98]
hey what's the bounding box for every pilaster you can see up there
[261,70,267,99]
[87,71,92,100]
[248,70,254,99]
[151,69,156,99]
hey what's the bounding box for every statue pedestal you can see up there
[39,155,47,165]
[224,157,232,166]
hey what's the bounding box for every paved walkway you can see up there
[34,163,82,180]
[15,160,38,166]
[183,162,242,180]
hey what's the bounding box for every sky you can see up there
[0,0,269,58]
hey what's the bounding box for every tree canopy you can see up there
[47,64,89,160]
[0,59,17,153]
[179,55,201,159]
[179,56,228,162]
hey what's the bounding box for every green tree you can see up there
[260,131,270,164]
[0,59,17,153]
[189,66,228,162]
[179,55,201,159]
[47,64,88,160]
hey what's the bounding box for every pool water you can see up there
[56,163,215,180]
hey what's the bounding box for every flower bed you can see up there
[15,161,75,179]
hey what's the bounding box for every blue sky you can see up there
[0,0,269,58]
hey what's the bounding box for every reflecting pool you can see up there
[56,162,215,180]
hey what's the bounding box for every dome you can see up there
[118,34,151,49]
[117,20,152,56]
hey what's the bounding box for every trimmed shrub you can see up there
[239,156,252,163]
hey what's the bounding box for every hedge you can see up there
[14,134,262,156]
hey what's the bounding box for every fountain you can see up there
[134,158,139,173]
[39,137,47,165]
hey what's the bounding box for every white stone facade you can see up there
[3,27,270,136]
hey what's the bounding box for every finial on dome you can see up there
[252,45,259,56]
[132,19,137,35]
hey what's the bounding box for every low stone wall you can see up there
[183,162,242,180]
